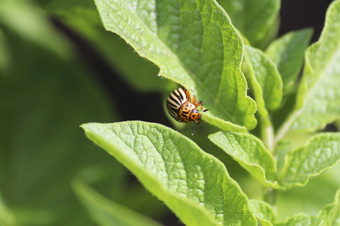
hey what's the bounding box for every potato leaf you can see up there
[208,131,278,188]
[249,199,275,226]
[266,28,313,94]
[276,214,321,226]
[277,190,340,225]
[278,133,340,190]
[217,0,280,46]
[94,0,257,130]
[276,0,340,141]
[318,189,340,225]
[82,121,257,225]
[244,45,283,111]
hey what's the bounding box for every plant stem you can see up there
[264,187,277,211]
[262,123,274,151]
[260,113,274,151]
[274,108,301,147]
[260,113,278,211]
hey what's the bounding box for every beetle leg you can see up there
[192,95,197,105]
[195,101,203,109]
[191,122,198,136]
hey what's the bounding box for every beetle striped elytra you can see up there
[166,87,208,135]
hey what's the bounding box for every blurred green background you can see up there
[0,0,338,225]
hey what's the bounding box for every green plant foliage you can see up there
[276,0,340,140]
[200,112,248,133]
[277,189,340,225]
[2,0,340,224]
[249,199,275,226]
[244,45,283,111]
[266,28,313,95]
[209,131,277,187]
[276,214,321,226]
[217,0,280,47]
[94,0,257,130]
[73,179,161,226]
[276,166,340,223]
[82,121,257,225]
[278,133,340,189]
[242,45,283,149]
[317,189,340,225]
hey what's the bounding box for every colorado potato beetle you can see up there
[166,87,208,135]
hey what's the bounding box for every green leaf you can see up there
[0,0,71,58]
[318,189,340,225]
[202,112,247,133]
[94,0,257,130]
[275,0,340,140]
[278,133,340,189]
[73,179,161,226]
[249,199,275,226]
[276,214,321,226]
[217,0,280,46]
[244,45,283,111]
[266,28,313,94]
[208,131,278,188]
[255,16,280,50]
[82,121,257,225]
[276,164,340,224]
[243,45,282,149]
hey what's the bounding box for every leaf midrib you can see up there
[101,0,239,123]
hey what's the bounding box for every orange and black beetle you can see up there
[166,87,208,135]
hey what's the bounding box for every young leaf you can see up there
[82,121,257,225]
[276,214,321,226]
[73,179,161,226]
[208,131,278,188]
[217,0,280,46]
[266,28,313,94]
[244,45,283,111]
[249,199,275,226]
[276,0,340,140]
[277,189,340,226]
[94,0,257,130]
[318,189,340,225]
[278,133,340,190]
[255,17,280,50]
